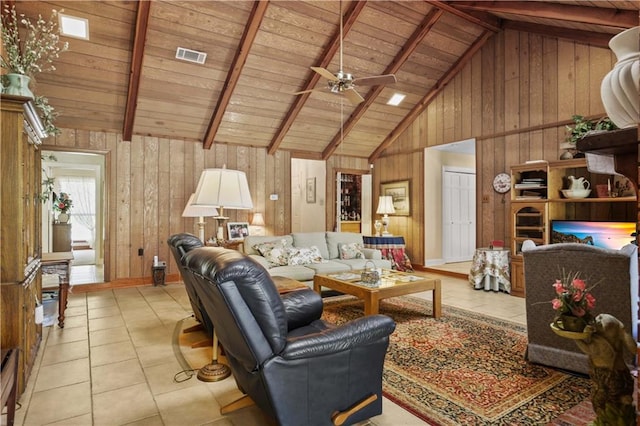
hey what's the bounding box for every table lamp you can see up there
[376,195,395,236]
[192,167,254,243]
[250,212,265,236]
[181,193,218,242]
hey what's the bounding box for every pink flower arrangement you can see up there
[52,192,72,213]
[551,270,596,321]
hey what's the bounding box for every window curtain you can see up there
[57,176,96,247]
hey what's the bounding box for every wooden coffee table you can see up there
[314,269,441,318]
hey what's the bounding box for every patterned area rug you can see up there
[322,295,593,425]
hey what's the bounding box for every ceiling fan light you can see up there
[387,93,406,106]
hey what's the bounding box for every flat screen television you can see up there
[550,220,637,250]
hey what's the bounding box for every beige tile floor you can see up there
[8,269,526,426]
[70,250,104,285]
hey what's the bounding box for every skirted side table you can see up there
[363,236,413,272]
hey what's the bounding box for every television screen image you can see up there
[551,221,636,250]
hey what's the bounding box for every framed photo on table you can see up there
[227,222,249,240]
[381,180,410,216]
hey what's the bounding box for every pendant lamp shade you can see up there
[192,168,254,213]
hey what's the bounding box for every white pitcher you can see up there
[568,176,590,190]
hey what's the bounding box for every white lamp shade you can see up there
[251,212,265,226]
[182,193,219,218]
[376,195,396,215]
[193,168,254,210]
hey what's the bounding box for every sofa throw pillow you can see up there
[253,239,290,267]
[287,246,323,265]
[339,242,364,260]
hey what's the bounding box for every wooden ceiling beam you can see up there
[267,1,368,155]
[203,0,269,150]
[425,0,501,32]
[502,20,615,48]
[122,0,150,142]
[322,8,444,160]
[452,1,638,29]
[369,30,493,163]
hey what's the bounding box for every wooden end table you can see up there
[41,251,74,328]
[272,276,308,294]
[314,269,441,318]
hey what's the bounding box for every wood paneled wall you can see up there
[43,133,291,282]
[42,28,617,279]
[373,29,616,265]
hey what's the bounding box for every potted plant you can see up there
[561,115,618,159]
[1,4,68,134]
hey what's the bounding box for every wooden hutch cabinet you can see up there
[1,95,45,395]
[509,155,636,297]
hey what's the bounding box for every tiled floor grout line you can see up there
[10,275,528,425]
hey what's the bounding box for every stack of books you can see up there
[514,178,546,189]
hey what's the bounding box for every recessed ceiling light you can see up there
[387,93,406,106]
[59,14,89,40]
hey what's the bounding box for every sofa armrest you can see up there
[362,248,382,260]
[247,254,271,270]
[281,289,323,330]
[282,315,396,359]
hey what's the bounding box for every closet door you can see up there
[442,168,476,262]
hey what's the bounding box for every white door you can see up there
[442,168,476,262]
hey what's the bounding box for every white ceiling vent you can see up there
[175,47,207,64]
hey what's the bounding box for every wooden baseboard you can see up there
[70,273,182,293]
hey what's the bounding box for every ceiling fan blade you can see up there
[311,66,338,81]
[344,88,364,105]
[354,74,397,86]
[293,87,325,95]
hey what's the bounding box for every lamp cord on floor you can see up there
[171,315,199,383]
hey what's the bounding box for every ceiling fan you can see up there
[293,2,397,105]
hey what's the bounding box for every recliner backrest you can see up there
[167,233,211,334]
[184,247,289,366]
[522,241,638,373]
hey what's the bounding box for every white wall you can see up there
[291,159,326,233]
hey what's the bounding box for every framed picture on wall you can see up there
[381,180,410,216]
[306,177,316,203]
[227,222,249,240]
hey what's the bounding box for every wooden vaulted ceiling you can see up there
[12,1,639,162]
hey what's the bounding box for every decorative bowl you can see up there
[561,189,591,199]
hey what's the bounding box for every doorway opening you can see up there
[42,150,107,285]
[423,138,476,269]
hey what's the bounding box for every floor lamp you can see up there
[181,194,225,380]
[181,193,218,242]
[376,195,395,236]
[192,167,254,382]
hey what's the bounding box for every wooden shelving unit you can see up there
[509,152,637,297]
